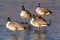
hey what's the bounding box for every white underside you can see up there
[40,25,48,27]
[46,12,50,15]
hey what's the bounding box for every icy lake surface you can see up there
[0,0,60,40]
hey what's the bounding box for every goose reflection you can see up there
[7,34,25,40]
[7,34,17,40]
[31,30,47,40]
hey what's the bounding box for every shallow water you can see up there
[0,0,60,40]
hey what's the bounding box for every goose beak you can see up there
[7,17,11,21]
[21,5,25,10]
[38,3,40,7]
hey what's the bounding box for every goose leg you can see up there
[13,31,16,34]
[38,27,41,31]
[13,30,16,34]
[13,34,17,40]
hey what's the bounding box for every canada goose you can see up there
[36,3,52,16]
[20,5,31,19]
[6,17,26,33]
[30,15,50,30]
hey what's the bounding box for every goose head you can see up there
[21,5,25,11]
[32,14,42,20]
[7,17,11,21]
[38,3,40,7]
[32,14,36,20]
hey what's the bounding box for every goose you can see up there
[6,17,26,33]
[36,3,52,16]
[20,5,31,19]
[30,15,50,30]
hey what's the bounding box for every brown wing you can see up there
[9,22,24,29]
[40,7,52,13]
[35,16,48,25]
[26,10,31,17]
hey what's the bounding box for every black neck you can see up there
[33,14,35,18]
[32,14,36,20]
[7,17,11,21]
[22,5,25,11]
[38,3,40,7]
